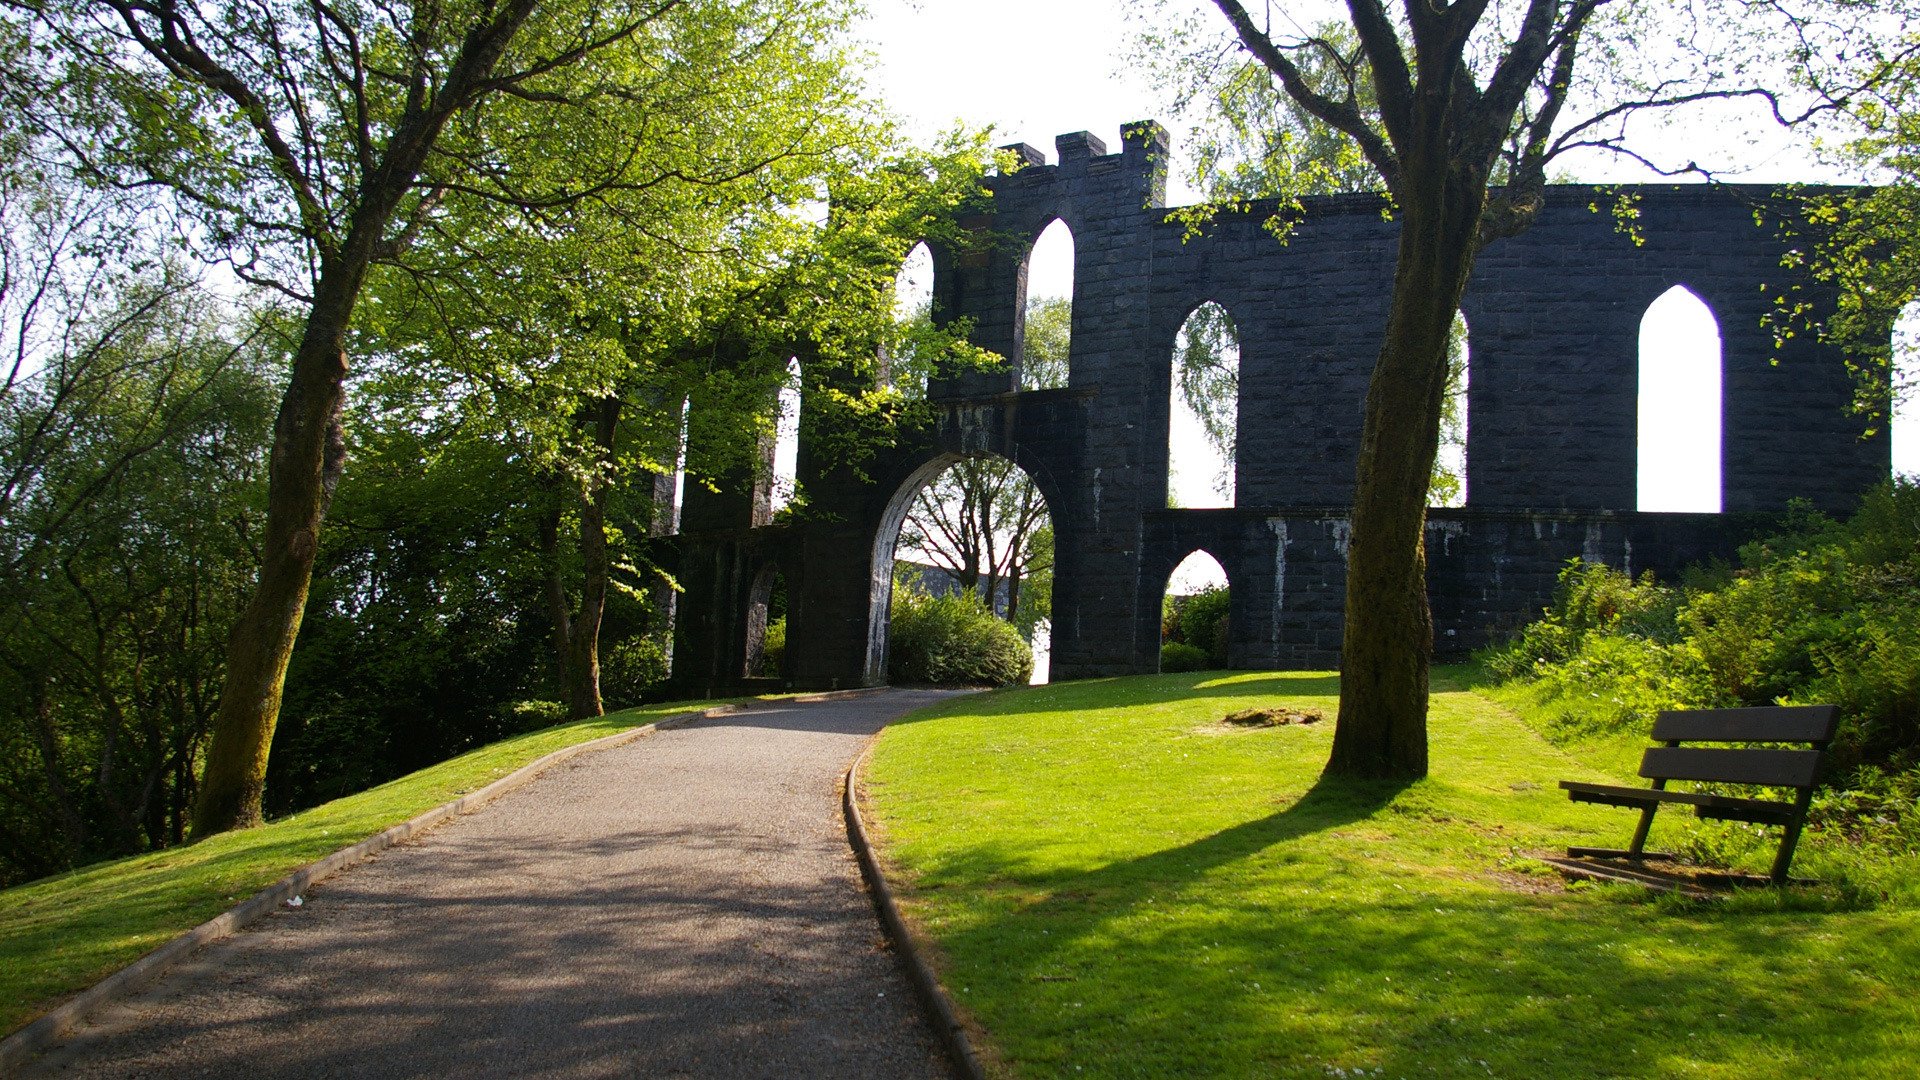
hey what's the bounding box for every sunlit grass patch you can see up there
[867,671,1920,1079]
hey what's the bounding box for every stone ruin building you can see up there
[662,121,1887,695]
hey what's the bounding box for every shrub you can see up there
[1484,479,1920,774]
[1160,641,1210,672]
[759,616,787,676]
[1164,585,1230,667]
[888,584,1033,686]
[600,631,672,707]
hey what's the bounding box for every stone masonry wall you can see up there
[666,122,1888,695]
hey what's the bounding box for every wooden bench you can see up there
[1559,704,1838,884]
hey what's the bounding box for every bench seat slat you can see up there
[1559,781,1797,823]
[1651,705,1838,744]
[1639,746,1822,788]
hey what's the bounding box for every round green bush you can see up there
[888,587,1033,686]
[1160,641,1209,672]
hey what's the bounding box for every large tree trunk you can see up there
[182,0,538,837]
[191,290,352,833]
[1325,168,1486,780]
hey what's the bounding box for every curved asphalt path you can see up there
[26,689,962,1079]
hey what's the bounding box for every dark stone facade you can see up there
[665,122,1889,695]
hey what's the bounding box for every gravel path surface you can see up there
[27,689,962,1079]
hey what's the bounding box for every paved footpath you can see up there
[27,689,962,1079]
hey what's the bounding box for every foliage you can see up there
[1483,481,1920,775]
[1430,312,1469,507]
[1134,16,1381,214]
[1163,584,1230,668]
[1158,641,1210,673]
[758,618,788,679]
[886,577,1033,687]
[0,697,735,1037]
[867,672,1920,1078]
[1022,295,1071,391]
[600,631,674,706]
[7,0,938,832]
[1769,27,1920,423]
[265,427,560,817]
[0,149,277,882]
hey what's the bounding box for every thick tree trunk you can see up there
[192,279,353,834]
[1325,171,1486,780]
[184,0,537,837]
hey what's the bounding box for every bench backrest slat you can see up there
[1639,747,1823,788]
[1650,705,1838,744]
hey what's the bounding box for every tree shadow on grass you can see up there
[907,769,1918,1077]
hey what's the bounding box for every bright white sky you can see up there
[853,0,1920,596]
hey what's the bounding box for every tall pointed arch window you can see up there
[1021,219,1073,390]
[770,356,801,514]
[1638,285,1722,512]
[1168,303,1239,509]
[1160,550,1230,672]
[1894,300,1919,479]
[1431,310,1469,508]
[886,241,934,394]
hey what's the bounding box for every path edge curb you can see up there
[0,694,837,1075]
[844,743,988,1080]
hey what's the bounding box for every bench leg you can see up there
[1627,803,1659,858]
[1769,791,1816,885]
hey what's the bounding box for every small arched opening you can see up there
[1637,285,1722,512]
[868,452,1055,686]
[1168,302,1239,509]
[1159,549,1230,672]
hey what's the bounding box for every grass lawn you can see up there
[0,698,733,1037]
[865,670,1920,1079]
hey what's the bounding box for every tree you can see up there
[1022,293,1071,390]
[360,120,996,719]
[1775,34,1920,427]
[0,144,274,878]
[899,456,1052,624]
[5,0,887,831]
[1170,0,1901,778]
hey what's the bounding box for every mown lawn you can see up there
[0,698,733,1036]
[865,670,1920,1079]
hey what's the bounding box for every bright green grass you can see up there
[0,698,732,1036]
[867,671,1920,1079]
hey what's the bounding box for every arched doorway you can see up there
[867,452,1056,685]
[1159,549,1230,671]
